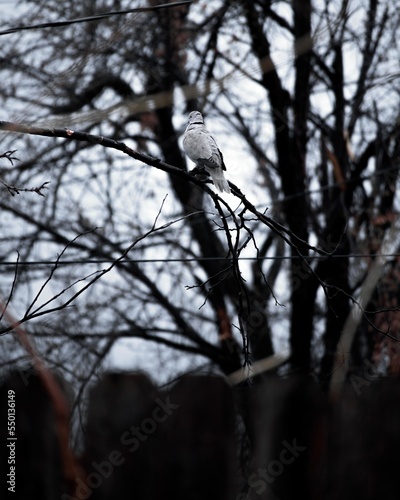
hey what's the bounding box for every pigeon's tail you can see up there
[208,169,231,193]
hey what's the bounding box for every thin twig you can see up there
[0,149,19,163]
[1,179,50,197]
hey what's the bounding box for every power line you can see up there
[0,1,193,36]
[0,253,399,270]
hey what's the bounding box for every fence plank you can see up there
[82,372,159,500]
[164,375,236,500]
[247,375,325,500]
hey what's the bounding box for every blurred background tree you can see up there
[0,0,399,412]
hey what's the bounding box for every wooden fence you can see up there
[1,368,399,499]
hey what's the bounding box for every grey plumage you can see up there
[183,111,231,193]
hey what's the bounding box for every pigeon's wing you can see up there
[208,136,227,171]
[190,131,226,171]
[205,135,224,170]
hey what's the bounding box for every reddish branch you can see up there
[0,302,86,495]
[0,119,199,183]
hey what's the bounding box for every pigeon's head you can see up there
[187,111,204,125]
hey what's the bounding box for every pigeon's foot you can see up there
[189,166,209,177]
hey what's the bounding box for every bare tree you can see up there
[0,0,399,401]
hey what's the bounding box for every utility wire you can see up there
[0,1,194,36]
[0,253,399,271]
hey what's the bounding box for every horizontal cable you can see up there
[0,253,398,270]
[0,1,193,36]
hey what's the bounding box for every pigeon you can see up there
[183,111,231,193]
